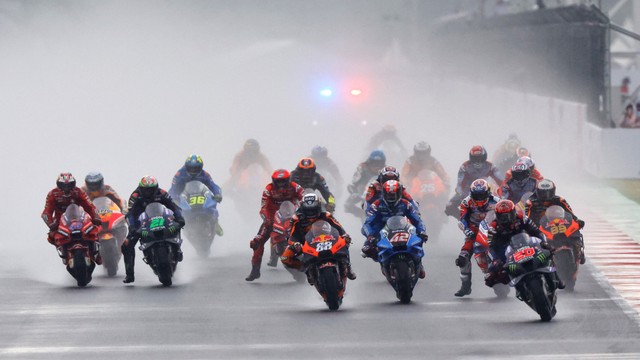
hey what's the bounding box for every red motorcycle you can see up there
[408,169,448,239]
[538,205,582,291]
[93,197,128,277]
[300,221,350,310]
[53,204,101,287]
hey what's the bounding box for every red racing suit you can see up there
[81,184,125,212]
[250,182,304,265]
[502,167,543,186]
[364,181,417,211]
[458,194,499,274]
[42,187,101,244]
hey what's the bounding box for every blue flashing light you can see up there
[320,89,333,97]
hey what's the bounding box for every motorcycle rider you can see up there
[502,156,543,184]
[482,199,563,289]
[290,157,336,212]
[361,180,429,278]
[228,139,273,183]
[366,124,407,154]
[454,179,500,297]
[364,166,417,211]
[401,141,450,189]
[344,150,386,217]
[310,145,344,194]
[42,173,103,262]
[445,145,503,217]
[280,193,357,280]
[82,172,125,212]
[493,133,521,170]
[246,169,305,281]
[121,176,185,284]
[500,162,538,204]
[525,179,586,264]
[169,154,224,236]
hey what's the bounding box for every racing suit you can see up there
[42,187,102,244]
[344,162,382,217]
[290,169,336,212]
[81,184,125,212]
[310,154,344,194]
[364,181,418,211]
[401,155,450,189]
[445,160,502,217]
[168,167,223,201]
[500,177,537,204]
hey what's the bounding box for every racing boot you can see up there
[454,274,472,297]
[346,262,357,280]
[176,247,184,262]
[419,264,426,279]
[267,247,278,267]
[122,242,135,284]
[245,264,261,282]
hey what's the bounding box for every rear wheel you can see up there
[527,275,553,322]
[394,261,413,304]
[73,250,89,287]
[155,246,173,287]
[320,267,341,310]
[555,250,577,292]
[101,240,119,277]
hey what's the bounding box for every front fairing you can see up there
[180,181,217,213]
[377,216,424,264]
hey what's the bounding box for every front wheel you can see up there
[319,266,341,310]
[493,283,510,299]
[72,249,90,287]
[527,275,554,322]
[555,250,577,292]
[155,246,173,287]
[394,261,413,304]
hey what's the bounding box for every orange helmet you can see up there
[296,157,316,181]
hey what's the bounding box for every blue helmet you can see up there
[185,154,204,177]
[367,150,386,168]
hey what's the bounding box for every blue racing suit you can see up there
[169,167,223,201]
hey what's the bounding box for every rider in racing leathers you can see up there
[82,172,125,212]
[401,141,450,189]
[290,157,336,212]
[344,150,386,217]
[310,145,344,196]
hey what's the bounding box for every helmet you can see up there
[377,166,399,184]
[296,157,316,181]
[184,154,204,177]
[536,179,556,201]
[299,193,322,218]
[495,199,517,226]
[511,163,531,184]
[516,147,530,157]
[469,179,490,206]
[469,145,487,166]
[367,150,386,169]
[382,180,402,206]
[243,139,260,154]
[311,145,328,159]
[413,141,431,160]
[57,173,76,194]
[84,171,104,192]
[138,175,159,199]
[505,135,521,152]
[382,124,396,135]
[271,169,291,189]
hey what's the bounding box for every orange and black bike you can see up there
[300,221,350,310]
[538,205,582,291]
[93,197,128,277]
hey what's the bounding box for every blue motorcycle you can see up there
[178,180,219,257]
[377,216,425,303]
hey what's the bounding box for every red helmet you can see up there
[469,179,490,206]
[271,169,291,189]
[377,166,399,184]
[495,199,516,226]
[56,173,76,194]
[382,180,402,206]
[469,145,487,165]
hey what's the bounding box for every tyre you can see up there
[527,275,553,322]
[320,266,341,310]
[555,250,577,292]
[394,261,413,304]
[101,240,119,277]
[73,249,89,287]
[155,246,173,287]
[493,283,510,299]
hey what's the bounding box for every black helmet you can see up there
[536,179,556,201]
[377,166,399,184]
[138,175,159,199]
[85,172,104,192]
[300,193,322,218]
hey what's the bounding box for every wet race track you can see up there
[2,213,640,360]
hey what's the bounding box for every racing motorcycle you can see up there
[54,204,101,287]
[227,163,268,217]
[504,233,559,322]
[178,180,219,257]
[300,221,350,310]
[93,197,128,277]
[137,203,183,286]
[409,170,448,239]
[376,216,425,303]
[538,205,582,291]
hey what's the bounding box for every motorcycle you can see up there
[93,197,128,277]
[226,163,269,217]
[178,180,219,258]
[54,204,101,287]
[504,233,559,322]
[376,216,425,303]
[538,205,582,291]
[300,221,350,310]
[409,169,448,239]
[137,203,183,286]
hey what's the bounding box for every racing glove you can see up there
[213,194,223,203]
[418,233,429,243]
[463,228,475,239]
[577,219,585,229]
[289,242,302,255]
[343,234,352,245]
[175,217,186,227]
